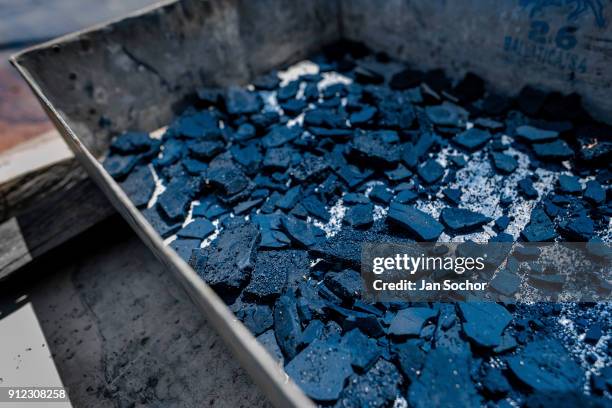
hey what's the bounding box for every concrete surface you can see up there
[0,216,269,408]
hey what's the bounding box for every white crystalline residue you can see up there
[162,200,200,245]
[373,205,388,221]
[278,60,319,86]
[428,137,559,242]
[296,81,307,100]
[317,71,352,91]
[181,200,199,227]
[313,198,346,238]
[393,396,408,408]
[286,113,305,128]
[260,90,282,114]
[310,258,323,268]
[201,218,222,248]
[150,126,167,140]
[434,145,457,168]
[147,164,165,209]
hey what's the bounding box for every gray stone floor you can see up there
[0,216,270,407]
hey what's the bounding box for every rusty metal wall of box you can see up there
[10,0,612,407]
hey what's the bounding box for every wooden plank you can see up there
[0,172,113,280]
[0,129,73,184]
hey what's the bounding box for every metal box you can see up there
[12,0,612,406]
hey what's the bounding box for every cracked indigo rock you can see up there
[189,140,224,160]
[157,177,201,221]
[231,144,262,174]
[311,228,376,269]
[300,319,324,347]
[557,175,581,194]
[425,102,466,126]
[489,270,521,297]
[518,178,538,200]
[302,195,330,221]
[344,203,374,229]
[385,164,412,182]
[188,220,259,292]
[110,131,158,154]
[389,307,437,338]
[507,338,583,393]
[323,270,363,302]
[104,154,141,180]
[335,359,402,408]
[521,208,557,241]
[119,165,155,208]
[349,131,400,167]
[243,250,289,301]
[290,153,330,182]
[177,218,215,239]
[559,214,595,241]
[276,186,301,210]
[170,238,200,261]
[481,365,510,399]
[350,105,377,126]
[225,86,262,115]
[442,188,462,206]
[369,185,393,204]
[417,159,445,184]
[453,128,492,151]
[274,291,302,360]
[458,303,512,348]
[395,339,426,383]
[262,125,302,148]
[408,348,481,408]
[340,329,380,372]
[494,215,511,231]
[281,216,322,248]
[532,139,574,160]
[584,180,605,205]
[263,147,293,170]
[387,203,444,241]
[236,303,273,336]
[206,155,249,197]
[516,125,559,143]
[395,189,418,204]
[141,207,181,238]
[285,338,353,402]
[440,207,492,233]
[491,152,518,174]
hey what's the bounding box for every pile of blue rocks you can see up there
[104,41,611,406]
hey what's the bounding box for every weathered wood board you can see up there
[0,173,113,280]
